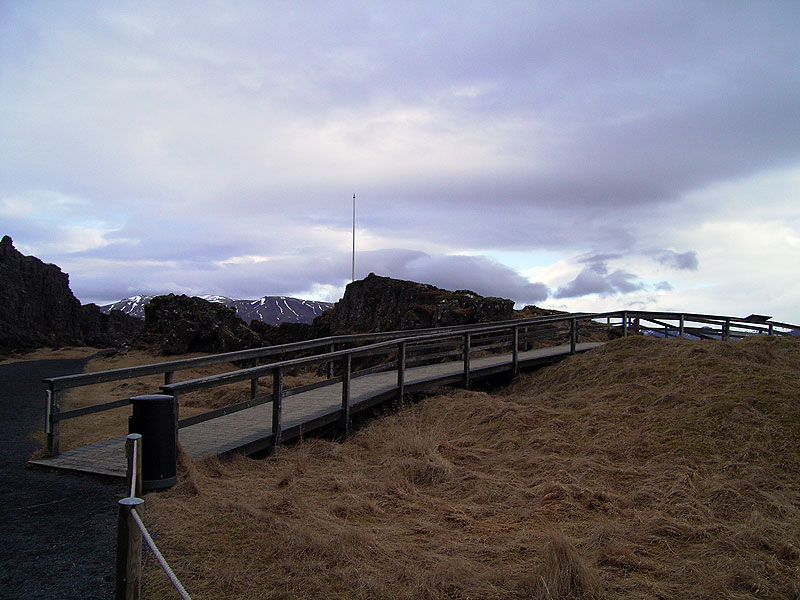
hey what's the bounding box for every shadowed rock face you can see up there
[314,273,515,334]
[138,294,264,355]
[0,235,141,355]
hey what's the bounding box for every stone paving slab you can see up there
[29,342,603,477]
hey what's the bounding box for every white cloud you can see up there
[2,2,800,323]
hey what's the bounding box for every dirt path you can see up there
[0,357,124,600]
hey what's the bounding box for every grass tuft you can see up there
[134,335,800,599]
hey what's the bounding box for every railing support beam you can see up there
[512,326,519,376]
[45,386,59,455]
[341,354,352,437]
[397,341,406,404]
[327,343,335,379]
[570,318,577,354]
[271,368,283,449]
[463,332,471,389]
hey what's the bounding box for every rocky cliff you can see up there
[314,273,515,334]
[136,294,264,355]
[0,235,141,355]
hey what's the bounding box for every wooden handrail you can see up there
[42,308,799,455]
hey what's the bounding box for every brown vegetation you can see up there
[0,346,100,365]
[139,335,800,599]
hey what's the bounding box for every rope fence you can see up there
[115,433,192,600]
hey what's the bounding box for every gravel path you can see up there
[0,357,124,600]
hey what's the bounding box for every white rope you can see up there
[129,507,193,600]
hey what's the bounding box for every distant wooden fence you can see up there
[42,310,798,456]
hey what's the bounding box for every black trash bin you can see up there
[128,394,177,491]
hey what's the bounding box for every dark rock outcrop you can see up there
[0,235,141,355]
[249,320,315,346]
[79,303,144,348]
[137,294,264,355]
[314,273,515,335]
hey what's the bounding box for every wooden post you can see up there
[250,377,258,399]
[115,497,144,600]
[172,393,180,439]
[724,318,731,341]
[164,371,174,386]
[116,433,144,600]
[327,343,335,379]
[341,354,352,437]
[397,341,406,404]
[665,322,669,338]
[769,323,774,336]
[570,318,577,354]
[45,387,60,455]
[623,312,628,337]
[271,368,283,449]
[512,326,519,376]
[463,332,471,389]
[679,314,685,338]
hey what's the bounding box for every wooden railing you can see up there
[42,310,798,455]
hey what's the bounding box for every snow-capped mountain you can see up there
[231,296,333,325]
[100,295,158,319]
[100,294,333,325]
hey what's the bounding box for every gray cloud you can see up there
[652,250,699,271]
[654,281,673,292]
[554,261,644,299]
[1,2,799,320]
[357,249,549,305]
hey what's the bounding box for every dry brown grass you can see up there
[139,335,800,599]
[0,346,100,365]
[57,349,324,452]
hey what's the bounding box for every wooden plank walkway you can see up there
[29,342,603,478]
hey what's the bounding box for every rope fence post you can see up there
[115,432,193,600]
[116,434,144,600]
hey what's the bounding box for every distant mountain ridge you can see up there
[100,294,333,326]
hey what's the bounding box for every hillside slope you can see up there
[144,336,800,599]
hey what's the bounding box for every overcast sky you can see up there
[2,1,800,323]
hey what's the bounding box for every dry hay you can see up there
[0,346,100,365]
[142,335,800,599]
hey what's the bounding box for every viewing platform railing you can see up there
[42,310,798,456]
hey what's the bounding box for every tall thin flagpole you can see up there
[351,193,356,282]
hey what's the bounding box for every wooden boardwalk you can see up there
[29,342,602,478]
